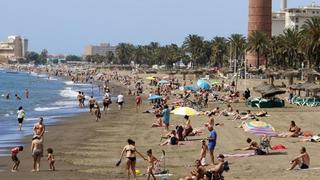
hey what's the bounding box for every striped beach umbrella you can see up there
[171,107,199,116]
[243,121,277,137]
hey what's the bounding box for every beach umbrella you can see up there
[211,80,220,85]
[184,86,198,92]
[197,79,211,90]
[146,76,156,80]
[243,121,277,137]
[158,80,169,84]
[171,107,199,116]
[148,95,163,100]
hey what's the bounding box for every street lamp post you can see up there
[301,62,304,81]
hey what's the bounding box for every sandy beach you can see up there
[0,73,320,180]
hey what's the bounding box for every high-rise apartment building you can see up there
[0,35,28,62]
[84,43,116,57]
[272,1,320,36]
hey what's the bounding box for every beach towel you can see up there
[272,144,287,150]
[223,151,255,160]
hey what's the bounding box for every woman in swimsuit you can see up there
[119,139,146,179]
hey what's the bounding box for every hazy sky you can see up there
[0,0,317,55]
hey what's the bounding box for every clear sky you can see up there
[0,0,317,55]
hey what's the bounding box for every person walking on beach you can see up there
[88,96,96,114]
[17,106,25,131]
[11,146,23,172]
[161,105,170,131]
[117,139,146,180]
[117,92,124,110]
[207,126,217,165]
[287,146,310,170]
[135,93,142,113]
[94,103,101,122]
[103,95,111,112]
[31,136,43,172]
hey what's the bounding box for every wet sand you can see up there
[0,79,320,180]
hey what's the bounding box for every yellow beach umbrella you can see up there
[171,107,199,116]
[146,76,155,80]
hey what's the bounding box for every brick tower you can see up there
[247,0,272,67]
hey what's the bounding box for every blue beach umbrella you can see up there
[158,80,169,84]
[184,86,198,92]
[197,79,211,90]
[148,95,163,100]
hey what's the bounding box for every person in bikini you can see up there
[118,139,146,180]
[287,147,310,170]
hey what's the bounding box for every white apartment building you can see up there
[272,2,320,36]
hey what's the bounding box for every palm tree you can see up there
[247,31,270,68]
[301,17,320,68]
[228,34,247,62]
[116,43,135,64]
[182,34,204,67]
[211,36,228,67]
[278,28,303,68]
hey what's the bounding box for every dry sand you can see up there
[1,78,320,180]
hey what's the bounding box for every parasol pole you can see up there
[244,52,247,90]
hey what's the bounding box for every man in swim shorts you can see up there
[287,146,310,170]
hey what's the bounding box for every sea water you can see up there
[0,70,103,156]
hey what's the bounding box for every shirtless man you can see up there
[31,136,43,172]
[287,147,310,170]
[33,117,45,140]
[88,96,96,114]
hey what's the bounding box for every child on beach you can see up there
[199,140,208,166]
[47,148,55,171]
[146,149,158,180]
[11,146,23,172]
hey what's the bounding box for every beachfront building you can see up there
[83,43,116,57]
[272,2,320,36]
[0,35,28,63]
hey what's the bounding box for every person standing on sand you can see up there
[17,106,25,131]
[117,92,124,110]
[135,93,142,113]
[117,139,146,180]
[33,117,45,140]
[287,146,310,170]
[31,136,43,172]
[207,126,217,165]
[88,96,96,114]
[161,105,170,131]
